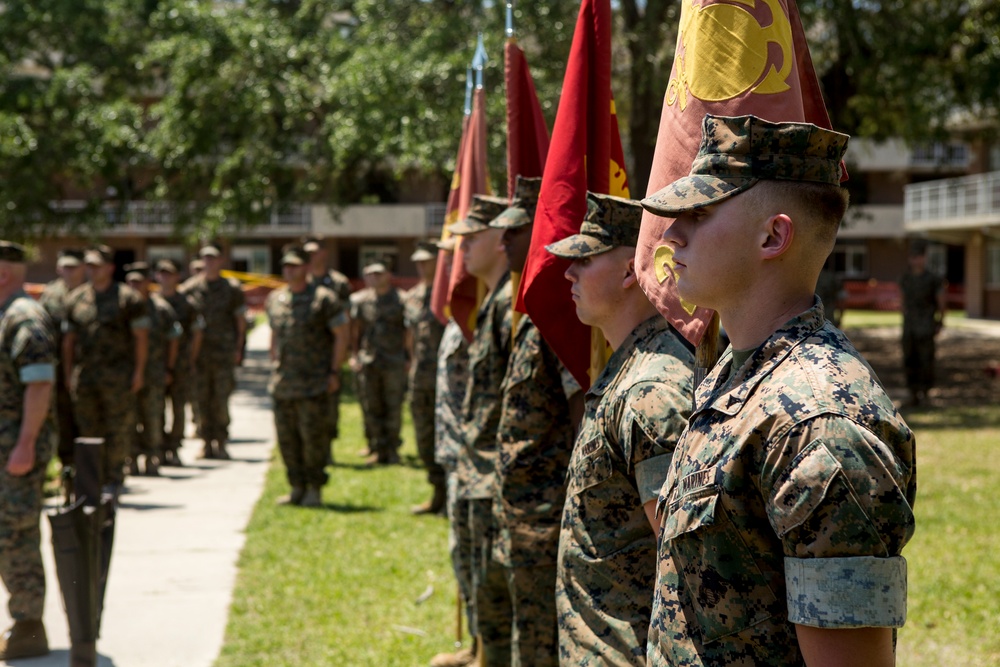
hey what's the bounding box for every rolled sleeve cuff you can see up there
[634,453,672,505]
[131,316,151,330]
[786,556,907,628]
[20,363,55,384]
[328,312,349,330]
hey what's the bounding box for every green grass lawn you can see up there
[839,309,967,329]
[216,390,470,667]
[219,391,1000,666]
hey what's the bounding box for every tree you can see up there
[0,0,154,240]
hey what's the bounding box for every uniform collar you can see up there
[587,314,670,397]
[696,302,826,416]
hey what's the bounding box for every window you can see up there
[231,245,271,276]
[832,243,869,279]
[987,241,1000,288]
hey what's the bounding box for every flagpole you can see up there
[693,312,720,393]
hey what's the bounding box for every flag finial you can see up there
[464,65,473,115]
[506,2,515,38]
[473,33,488,89]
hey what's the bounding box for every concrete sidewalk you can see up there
[2,323,276,667]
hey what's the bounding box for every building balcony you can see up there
[53,200,448,239]
[905,171,1000,233]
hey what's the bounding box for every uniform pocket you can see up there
[662,489,777,642]
[566,437,613,496]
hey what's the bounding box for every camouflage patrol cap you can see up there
[124,261,150,277]
[280,246,309,266]
[84,245,114,266]
[124,271,146,283]
[436,237,457,252]
[546,193,643,258]
[641,114,850,216]
[362,262,388,275]
[489,176,542,230]
[155,258,180,273]
[57,248,84,268]
[449,195,509,236]
[301,234,325,253]
[189,258,205,272]
[410,240,438,262]
[0,241,26,263]
[198,244,222,258]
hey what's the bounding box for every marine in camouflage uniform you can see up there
[156,259,205,464]
[181,244,247,460]
[546,194,694,666]
[405,240,447,514]
[63,245,150,487]
[266,247,349,507]
[641,114,916,666]
[491,177,582,666]
[349,263,407,465]
[899,240,946,406]
[303,235,352,455]
[0,242,57,660]
[126,264,181,476]
[449,195,515,666]
[38,248,86,467]
[434,317,475,659]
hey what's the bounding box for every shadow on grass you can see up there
[899,404,1000,431]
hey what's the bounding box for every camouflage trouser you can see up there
[448,474,475,635]
[469,498,513,666]
[73,381,136,485]
[902,330,936,393]
[0,462,48,620]
[135,383,165,457]
[197,361,235,443]
[326,389,341,443]
[55,370,78,465]
[356,361,406,458]
[506,564,559,667]
[410,386,445,487]
[274,394,329,488]
[165,368,192,450]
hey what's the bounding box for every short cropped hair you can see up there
[742,180,850,248]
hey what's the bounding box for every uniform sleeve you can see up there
[62,292,79,334]
[230,280,248,317]
[325,292,348,331]
[620,380,690,505]
[558,359,581,401]
[127,291,151,330]
[763,415,915,628]
[11,309,57,384]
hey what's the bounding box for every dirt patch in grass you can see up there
[843,325,1000,409]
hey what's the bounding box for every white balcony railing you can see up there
[904,171,1000,230]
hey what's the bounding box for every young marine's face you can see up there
[501,225,533,273]
[462,228,504,280]
[660,195,757,312]
[563,247,630,328]
[282,262,308,285]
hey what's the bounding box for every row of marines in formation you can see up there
[421,115,916,667]
[0,114,917,666]
[0,237,260,658]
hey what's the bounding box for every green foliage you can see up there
[1,1,999,240]
[798,1,1000,141]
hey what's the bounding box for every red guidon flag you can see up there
[504,36,549,198]
[635,0,836,347]
[517,0,630,390]
[430,86,492,340]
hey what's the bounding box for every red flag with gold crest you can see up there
[635,0,835,347]
[430,86,492,340]
[517,0,630,390]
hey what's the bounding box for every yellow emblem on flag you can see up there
[667,0,793,108]
[653,245,698,315]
